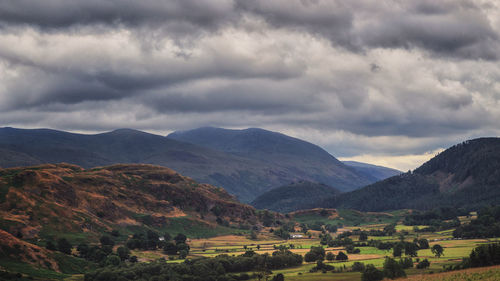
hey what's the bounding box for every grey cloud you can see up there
[0,0,236,30]
[1,0,498,59]
[1,0,500,168]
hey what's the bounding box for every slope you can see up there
[0,163,265,243]
[167,127,374,192]
[318,138,500,211]
[342,161,401,181]
[251,181,340,213]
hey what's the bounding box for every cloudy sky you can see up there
[1,0,499,170]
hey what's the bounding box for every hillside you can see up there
[0,127,373,202]
[0,163,267,244]
[167,127,373,192]
[251,181,340,213]
[342,161,401,181]
[318,138,500,211]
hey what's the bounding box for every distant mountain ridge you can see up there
[167,127,373,191]
[342,161,401,181]
[317,138,500,211]
[251,181,340,213]
[0,127,377,202]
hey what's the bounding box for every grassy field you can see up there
[400,265,500,281]
[183,213,491,281]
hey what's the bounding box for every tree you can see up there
[117,246,130,261]
[77,243,90,258]
[383,257,406,279]
[46,241,56,251]
[416,238,429,249]
[416,259,430,269]
[359,232,368,241]
[163,233,172,242]
[304,246,325,262]
[326,252,335,261]
[272,273,285,281]
[174,233,187,244]
[57,238,72,255]
[404,242,418,257]
[393,243,403,257]
[105,255,121,266]
[362,264,384,281]
[431,244,444,258]
[352,262,365,272]
[179,250,188,259]
[336,251,348,261]
[100,235,115,247]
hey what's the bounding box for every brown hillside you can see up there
[0,229,58,271]
[0,163,261,242]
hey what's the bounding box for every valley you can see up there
[1,135,500,281]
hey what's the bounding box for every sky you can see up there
[1,0,499,171]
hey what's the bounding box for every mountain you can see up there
[342,161,401,181]
[167,127,373,191]
[251,181,340,213]
[0,163,269,243]
[0,127,374,202]
[318,138,500,211]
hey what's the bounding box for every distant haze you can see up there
[1,1,500,170]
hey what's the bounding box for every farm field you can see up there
[9,209,498,281]
[181,213,492,281]
[400,265,500,281]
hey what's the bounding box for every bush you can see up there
[362,264,384,281]
[336,251,348,261]
[352,262,365,272]
[304,246,325,262]
[416,259,430,269]
[383,257,406,279]
[326,252,335,261]
[57,238,72,255]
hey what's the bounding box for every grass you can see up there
[293,209,402,227]
[51,253,96,274]
[0,259,68,280]
[400,265,500,281]
[38,227,96,245]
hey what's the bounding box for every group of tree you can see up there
[304,246,348,262]
[125,230,169,250]
[447,242,500,271]
[45,234,137,266]
[85,249,303,281]
[453,205,500,238]
[361,256,430,281]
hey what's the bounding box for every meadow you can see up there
[51,209,500,281]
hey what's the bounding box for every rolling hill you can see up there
[251,181,340,213]
[0,127,374,202]
[317,138,500,211]
[0,163,267,243]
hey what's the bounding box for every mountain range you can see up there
[317,138,500,211]
[0,127,394,202]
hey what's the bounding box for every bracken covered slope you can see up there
[0,163,263,243]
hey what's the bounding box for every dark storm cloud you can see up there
[1,0,500,170]
[0,0,235,30]
[1,0,498,59]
